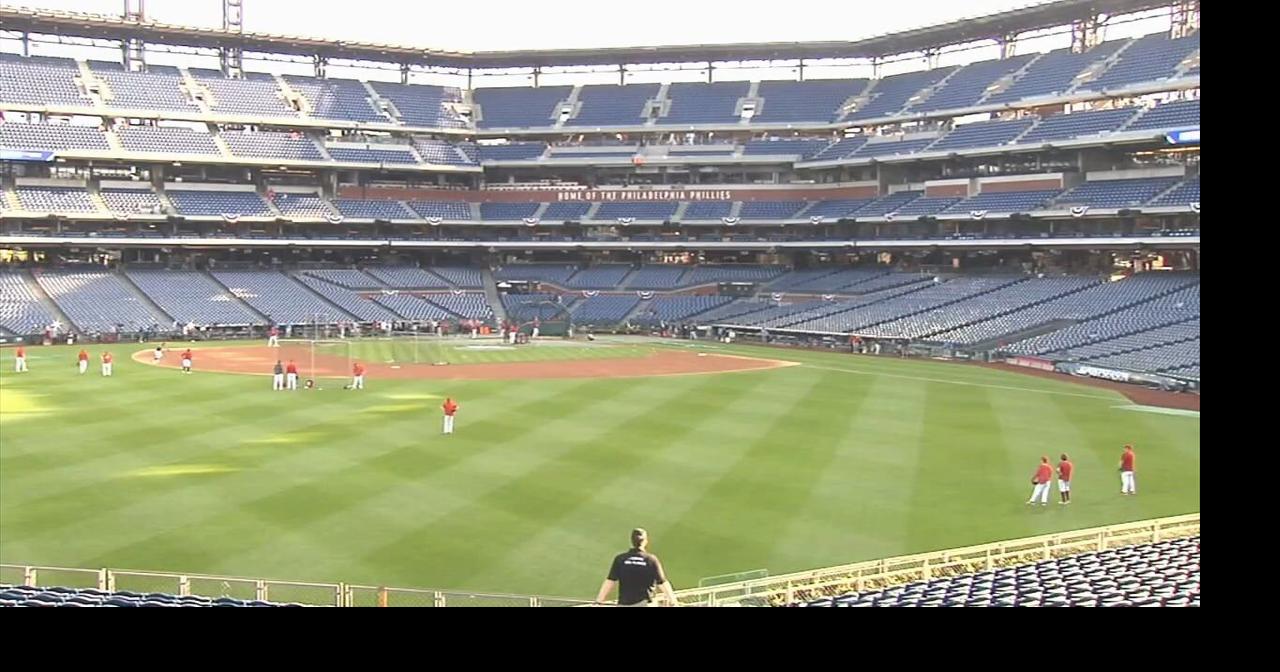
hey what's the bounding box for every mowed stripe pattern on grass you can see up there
[0,343,1200,598]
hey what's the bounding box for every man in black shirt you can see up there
[596,528,678,607]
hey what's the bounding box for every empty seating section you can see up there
[428,267,482,288]
[0,272,56,334]
[739,201,804,219]
[549,150,636,159]
[15,187,97,213]
[0,123,110,151]
[929,119,1033,151]
[326,145,419,164]
[1084,338,1199,374]
[683,201,734,219]
[212,270,347,324]
[1148,177,1198,206]
[290,275,399,322]
[424,293,494,320]
[168,191,271,217]
[474,86,571,128]
[752,79,865,123]
[300,269,383,289]
[93,64,198,112]
[847,68,955,121]
[374,293,454,320]
[804,199,874,219]
[944,189,1061,214]
[593,202,678,220]
[667,146,736,156]
[0,55,89,106]
[910,55,1036,113]
[284,76,385,123]
[837,277,1022,334]
[101,188,164,214]
[477,143,547,161]
[873,277,1100,339]
[567,84,658,127]
[272,194,335,218]
[1053,178,1180,208]
[413,139,474,166]
[696,299,774,323]
[626,266,688,289]
[635,296,733,323]
[723,299,832,327]
[1018,108,1138,144]
[1127,98,1199,131]
[1046,318,1199,362]
[684,265,784,285]
[660,82,748,125]
[0,585,299,608]
[542,202,592,221]
[936,273,1197,346]
[481,202,541,220]
[502,294,567,321]
[851,137,937,158]
[117,126,221,155]
[222,132,324,161]
[1085,33,1200,92]
[856,191,922,217]
[566,265,632,288]
[795,537,1199,607]
[891,196,959,217]
[35,270,167,332]
[332,199,413,220]
[192,70,297,118]
[986,41,1127,104]
[126,270,260,324]
[572,295,640,323]
[770,268,866,292]
[494,264,577,284]
[369,81,467,128]
[407,201,472,220]
[742,139,830,157]
[1008,288,1198,357]
[807,137,868,161]
[364,267,450,288]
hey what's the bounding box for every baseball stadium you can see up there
[0,0,1199,607]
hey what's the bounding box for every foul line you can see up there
[800,363,1120,401]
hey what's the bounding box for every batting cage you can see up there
[277,339,353,388]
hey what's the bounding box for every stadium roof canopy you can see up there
[0,0,1172,70]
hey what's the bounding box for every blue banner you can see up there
[1164,128,1200,145]
[0,149,55,162]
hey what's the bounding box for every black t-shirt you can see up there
[607,549,667,605]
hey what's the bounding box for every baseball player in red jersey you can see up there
[1119,444,1137,495]
[351,362,366,390]
[100,351,113,377]
[285,360,299,390]
[181,349,193,374]
[1027,456,1053,506]
[77,348,89,375]
[268,325,280,348]
[14,345,27,373]
[441,398,458,434]
[1057,453,1073,504]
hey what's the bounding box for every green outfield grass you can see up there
[0,340,1200,598]
[287,337,658,368]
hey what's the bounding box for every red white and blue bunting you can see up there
[810,216,825,224]
[617,217,636,225]
[1189,202,1200,213]
[583,290,599,298]
[221,213,240,223]
[523,217,540,227]
[427,217,444,226]
[721,216,740,226]
[1069,206,1089,218]
[883,212,896,222]
[325,212,345,224]
[822,294,836,302]
[970,210,988,220]
[637,291,654,300]
[770,292,784,302]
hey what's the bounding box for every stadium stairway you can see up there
[287,272,358,322]
[21,270,77,335]
[967,318,1079,351]
[205,270,272,323]
[914,279,1103,341]
[620,297,651,325]
[119,270,177,325]
[482,269,509,323]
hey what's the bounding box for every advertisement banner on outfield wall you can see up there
[1057,363,1194,391]
[1007,356,1056,372]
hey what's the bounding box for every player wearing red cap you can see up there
[14,344,28,373]
[180,349,193,374]
[285,360,299,390]
[77,348,89,375]
[1119,444,1137,495]
[351,362,366,390]
[1027,456,1052,506]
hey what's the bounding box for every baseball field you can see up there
[0,337,1201,599]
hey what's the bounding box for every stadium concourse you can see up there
[0,0,1197,606]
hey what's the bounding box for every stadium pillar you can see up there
[706,62,714,83]
[314,55,328,79]
[1071,15,1104,53]
[221,0,244,77]
[400,64,411,85]
[871,57,882,80]
[1171,1,1200,38]
[533,66,541,87]
[617,64,625,86]
[121,0,146,71]
[924,48,940,70]
[797,58,805,81]
[20,33,29,57]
